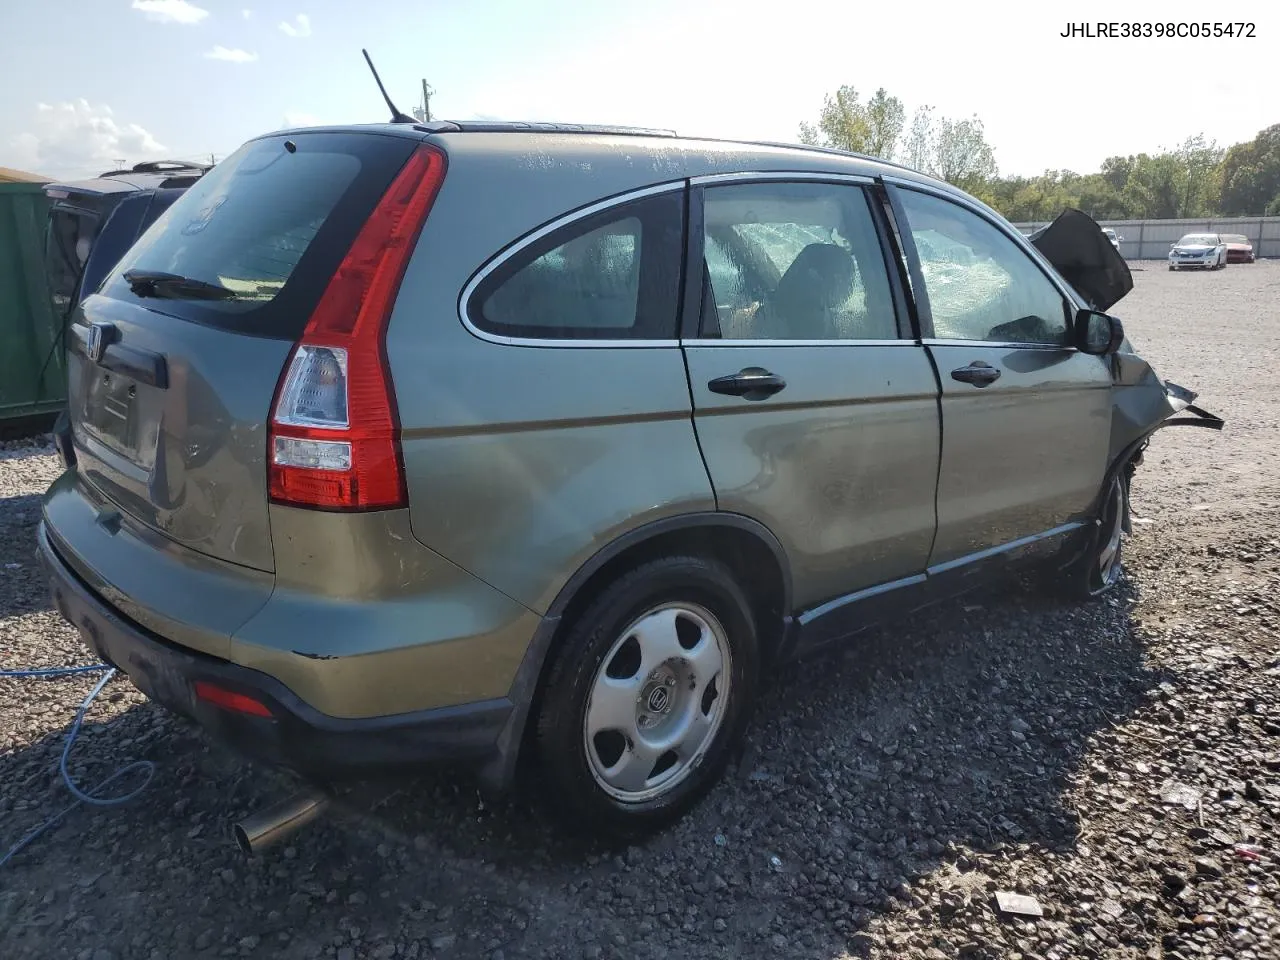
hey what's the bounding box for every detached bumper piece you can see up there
[37,523,511,779]
[1161,381,1225,431]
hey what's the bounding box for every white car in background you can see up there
[1168,233,1227,271]
[1102,227,1122,250]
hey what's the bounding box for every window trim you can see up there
[687,175,916,346]
[458,181,686,348]
[885,178,1081,348]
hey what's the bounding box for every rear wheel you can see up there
[534,555,759,838]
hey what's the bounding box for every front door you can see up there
[682,177,940,613]
[888,184,1113,569]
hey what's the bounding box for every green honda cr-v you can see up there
[39,121,1220,837]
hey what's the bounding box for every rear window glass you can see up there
[102,133,416,339]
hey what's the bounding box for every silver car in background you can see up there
[1168,233,1227,270]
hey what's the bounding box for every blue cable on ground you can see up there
[0,665,156,868]
[0,665,110,679]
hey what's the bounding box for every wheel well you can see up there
[551,525,790,665]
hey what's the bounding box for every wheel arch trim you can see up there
[544,511,794,621]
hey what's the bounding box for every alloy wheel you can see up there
[583,602,732,802]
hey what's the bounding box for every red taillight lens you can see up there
[269,145,447,510]
[193,681,273,718]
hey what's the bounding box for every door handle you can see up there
[707,367,787,401]
[950,361,1001,388]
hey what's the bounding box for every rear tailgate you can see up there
[67,130,421,572]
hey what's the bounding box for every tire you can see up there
[1168,265,1176,271]
[534,555,759,839]
[1059,473,1127,600]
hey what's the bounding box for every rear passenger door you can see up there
[682,176,941,614]
[886,182,1112,569]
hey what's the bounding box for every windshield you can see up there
[1178,234,1217,246]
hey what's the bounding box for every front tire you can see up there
[534,555,759,839]
[1060,473,1127,599]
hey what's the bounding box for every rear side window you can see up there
[102,132,418,339]
[469,190,684,340]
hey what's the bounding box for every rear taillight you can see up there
[269,145,446,510]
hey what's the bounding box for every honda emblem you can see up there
[86,321,116,364]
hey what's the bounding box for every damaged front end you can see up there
[1029,208,1225,531]
[1110,352,1224,483]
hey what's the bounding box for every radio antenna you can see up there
[361,49,416,124]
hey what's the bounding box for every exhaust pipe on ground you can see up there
[233,789,329,856]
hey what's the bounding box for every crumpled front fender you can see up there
[1108,349,1224,466]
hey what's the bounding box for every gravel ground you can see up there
[3,261,1279,959]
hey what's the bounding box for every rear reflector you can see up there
[193,681,273,718]
[268,145,447,510]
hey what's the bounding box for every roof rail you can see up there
[433,120,677,138]
[742,139,922,176]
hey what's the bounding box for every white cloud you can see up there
[131,0,209,25]
[278,13,311,37]
[242,8,253,18]
[204,46,258,63]
[7,100,166,179]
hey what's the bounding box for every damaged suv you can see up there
[39,123,1221,837]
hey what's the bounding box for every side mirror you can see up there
[1074,309,1125,356]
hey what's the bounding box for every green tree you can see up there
[863,88,906,160]
[902,105,935,172]
[1173,134,1224,217]
[798,85,905,161]
[799,94,1279,222]
[798,85,871,152]
[931,115,998,192]
[1218,124,1280,216]
[1074,174,1129,220]
[1122,153,1182,218]
[1099,155,1133,194]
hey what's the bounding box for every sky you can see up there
[1,0,1274,181]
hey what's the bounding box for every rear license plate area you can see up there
[85,372,137,451]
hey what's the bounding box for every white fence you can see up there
[1011,216,1280,260]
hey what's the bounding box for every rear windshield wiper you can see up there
[123,270,239,301]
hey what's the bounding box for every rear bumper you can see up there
[39,521,514,779]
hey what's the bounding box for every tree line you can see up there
[799,86,1280,222]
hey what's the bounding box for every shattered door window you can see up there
[898,190,1070,345]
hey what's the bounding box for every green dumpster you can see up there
[0,182,65,428]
